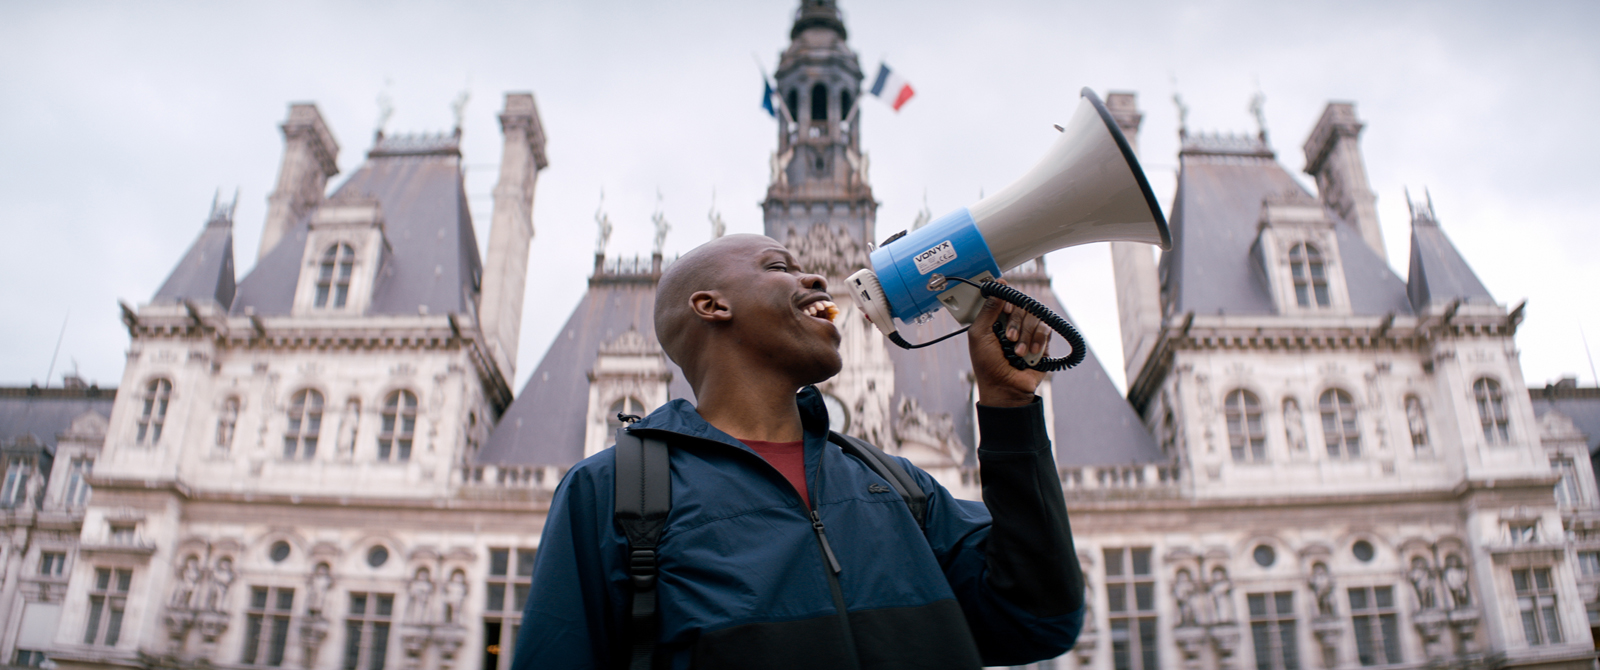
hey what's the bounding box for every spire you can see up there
[154,191,238,308]
[1405,189,1494,311]
[791,0,846,39]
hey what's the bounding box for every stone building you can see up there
[2,1,1598,669]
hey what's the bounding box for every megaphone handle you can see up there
[970,279,1088,372]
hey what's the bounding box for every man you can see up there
[516,234,1085,669]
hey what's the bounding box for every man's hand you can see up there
[967,280,1051,407]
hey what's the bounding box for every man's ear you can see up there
[689,290,733,323]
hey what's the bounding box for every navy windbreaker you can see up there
[515,387,1085,669]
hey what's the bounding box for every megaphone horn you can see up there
[848,87,1170,371]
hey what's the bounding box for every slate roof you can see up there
[890,271,1163,467]
[0,387,115,451]
[1406,210,1494,311]
[478,269,694,466]
[1161,135,1411,317]
[1532,386,1600,455]
[231,133,481,317]
[154,206,236,308]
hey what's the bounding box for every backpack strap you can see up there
[613,427,670,670]
[828,431,928,529]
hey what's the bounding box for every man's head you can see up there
[654,234,842,394]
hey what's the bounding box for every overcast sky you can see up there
[2,0,1596,396]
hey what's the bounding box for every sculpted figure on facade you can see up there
[204,556,234,611]
[336,398,360,458]
[1405,396,1429,450]
[1309,562,1336,617]
[405,567,434,623]
[1173,568,1201,626]
[443,569,469,624]
[1443,554,1471,608]
[783,223,868,280]
[308,562,334,614]
[1408,557,1436,610]
[170,555,202,608]
[1207,566,1236,623]
[1282,398,1306,452]
[851,382,890,448]
[894,396,962,462]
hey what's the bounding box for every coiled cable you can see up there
[883,277,1086,371]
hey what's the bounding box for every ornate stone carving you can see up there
[1282,398,1306,452]
[1442,554,1470,608]
[1207,566,1235,624]
[1408,556,1437,610]
[893,396,964,463]
[782,223,868,280]
[442,569,468,624]
[1309,562,1337,617]
[308,562,334,614]
[1174,568,1202,626]
[405,567,434,624]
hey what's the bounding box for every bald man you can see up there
[517,234,1085,670]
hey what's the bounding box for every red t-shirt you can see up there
[741,440,809,509]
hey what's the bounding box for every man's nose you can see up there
[800,273,828,292]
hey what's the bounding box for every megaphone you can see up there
[847,87,1170,371]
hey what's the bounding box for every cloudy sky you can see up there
[2,0,1596,396]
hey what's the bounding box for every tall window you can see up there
[65,457,93,508]
[315,243,356,308]
[343,592,393,670]
[484,548,536,670]
[1,457,30,507]
[1288,243,1330,308]
[1513,568,1562,645]
[810,82,828,121]
[1475,378,1511,444]
[1553,458,1581,507]
[242,586,294,666]
[785,89,799,121]
[13,650,46,667]
[137,378,173,444]
[1225,390,1266,463]
[1349,586,1400,666]
[1248,592,1300,670]
[1319,389,1361,459]
[84,567,131,645]
[1104,548,1157,670]
[217,397,240,450]
[379,391,418,462]
[284,390,323,459]
[39,551,66,577]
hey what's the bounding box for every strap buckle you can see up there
[629,548,657,589]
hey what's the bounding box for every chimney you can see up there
[259,103,340,261]
[478,93,549,383]
[1104,92,1164,382]
[1303,102,1384,262]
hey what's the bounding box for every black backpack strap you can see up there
[828,431,928,529]
[613,427,671,670]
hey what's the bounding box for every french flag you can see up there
[869,62,915,112]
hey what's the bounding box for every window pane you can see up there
[1131,548,1151,575]
[491,549,510,576]
[513,583,530,611]
[376,595,394,617]
[1348,588,1367,610]
[517,550,537,577]
[1374,586,1392,609]
[487,583,506,612]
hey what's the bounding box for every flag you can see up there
[869,62,915,112]
[762,78,777,117]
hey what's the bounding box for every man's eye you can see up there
[768,263,789,272]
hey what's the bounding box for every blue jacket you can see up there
[515,387,1085,669]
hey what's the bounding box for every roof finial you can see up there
[375,79,395,139]
[1405,186,1439,227]
[595,189,613,256]
[451,84,471,136]
[652,189,671,256]
[1248,82,1269,145]
[1172,91,1189,141]
[708,187,726,239]
[912,189,932,230]
[207,188,238,227]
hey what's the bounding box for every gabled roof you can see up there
[890,269,1164,467]
[154,200,236,308]
[479,268,694,466]
[1161,134,1410,317]
[0,386,115,452]
[232,133,482,316]
[1406,203,1494,311]
[1532,385,1600,455]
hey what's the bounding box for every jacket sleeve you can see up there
[910,396,1085,667]
[513,455,628,670]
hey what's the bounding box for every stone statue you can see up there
[1283,398,1306,452]
[595,192,613,256]
[204,556,234,611]
[1443,554,1470,608]
[1405,397,1429,449]
[1310,563,1336,617]
[1408,557,1436,610]
[1208,567,1236,623]
[707,196,725,240]
[171,556,202,608]
[405,567,434,623]
[1082,580,1096,632]
[308,562,334,614]
[651,192,671,256]
[336,399,360,457]
[443,569,469,624]
[1173,568,1201,626]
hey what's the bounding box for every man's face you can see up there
[718,237,843,384]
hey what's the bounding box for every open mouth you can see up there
[801,299,840,323]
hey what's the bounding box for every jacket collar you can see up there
[628,385,832,447]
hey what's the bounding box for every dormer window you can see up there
[1319,389,1361,458]
[378,390,417,461]
[284,389,324,459]
[1474,378,1511,444]
[1288,243,1330,308]
[137,378,172,444]
[315,243,355,308]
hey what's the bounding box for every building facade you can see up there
[0,2,1596,669]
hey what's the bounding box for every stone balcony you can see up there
[1059,463,1184,500]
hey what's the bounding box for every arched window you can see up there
[137,378,173,444]
[284,389,324,459]
[810,83,828,122]
[1288,243,1330,308]
[785,89,799,121]
[1474,378,1510,443]
[606,397,647,433]
[1319,389,1361,458]
[840,90,854,120]
[315,243,356,308]
[1224,390,1265,462]
[379,390,418,461]
[216,397,240,450]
